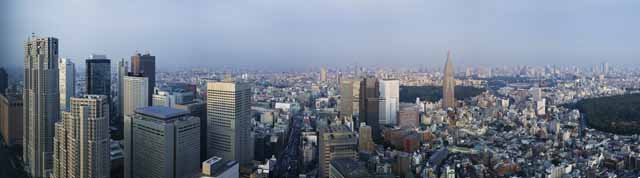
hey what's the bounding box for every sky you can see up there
[2,0,640,71]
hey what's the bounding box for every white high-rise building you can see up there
[24,35,60,177]
[122,75,148,178]
[123,75,149,117]
[53,95,110,178]
[207,81,253,164]
[379,79,399,125]
[59,58,75,112]
[125,106,200,178]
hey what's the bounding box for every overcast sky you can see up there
[2,0,639,70]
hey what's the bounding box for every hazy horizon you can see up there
[2,0,640,70]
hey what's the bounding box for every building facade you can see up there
[319,125,357,178]
[378,79,399,125]
[359,77,380,142]
[86,55,111,97]
[206,81,253,164]
[130,53,156,105]
[53,95,111,178]
[122,75,149,118]
[23,36,60,177]
[124,106,200,178]
[339,79,360,118]
[0,92,23,146]
[59,58,75,112]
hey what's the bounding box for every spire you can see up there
[442,50,456,109]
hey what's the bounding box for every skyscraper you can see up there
[206,81,253,164]
[117,59,128,119]
[379,79,399,125]
[86,54,111,97]
[320,67,328,82]
[125,106,200,178]
[318,124,357,178]
[442,50,456,109]
[24,35,60,177]
[0,67,7,95]
[359,77,380,142]
[59,58,75,111]
[339,79,360,118]
[131,53,156,105]
[122,75,149,118]
[357,124,374,154]
[53,95,110,178]
[175,100,207,162]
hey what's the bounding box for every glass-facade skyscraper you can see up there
[86,55,111,97]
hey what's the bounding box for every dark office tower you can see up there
[24,35,60,177]
[442,50,456,109]
[131,52,156,105]
[0,67,7,95]
[86,54,111,97]
[359,77,381,143]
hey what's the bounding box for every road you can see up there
[272,113,303,178]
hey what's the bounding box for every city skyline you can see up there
[2,1,640,178]
[2,1,640,70]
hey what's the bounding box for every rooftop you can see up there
[202,156,238,176]
[330,159,371,178]
[135,106,189,120]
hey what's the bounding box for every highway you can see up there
[272,113,303,178]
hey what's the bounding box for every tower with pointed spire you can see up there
[442,50,456,109]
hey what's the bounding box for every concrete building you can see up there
[329,158,371,178]
[23,35,60,177]
[152,86,195,108]
[339,79,360,122]
[201,157,239,178]
[122,75,149,118]
[206,81,253,164]
[379,79,399,125]
[442,50,456,109]
[319,125,357,178]
[86,54,111,97]
[124,106,200,178]
[130,53,156,105]
[53,95,110,178]
[175,100,207,161]
[398,103,420,128]
[0,92,23,146]
[357,124,375,154]
[59,58,75,112]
